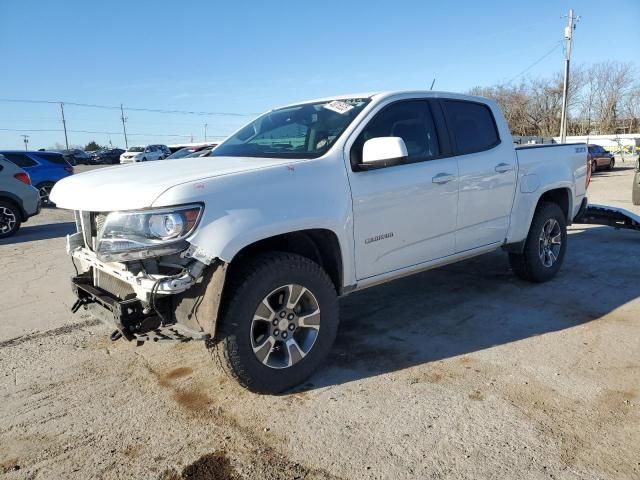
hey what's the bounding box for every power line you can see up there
[506,40,564,84]
[0,98,256,117]
[0,127,227,138]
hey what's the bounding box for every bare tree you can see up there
[469,61,637,137]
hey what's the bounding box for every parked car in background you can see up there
[0,154,40,237]
[167,143,206,154]
[588,144,615,172]
[165,144,217,159]
[61,149,93,166]
[0,150,73,206]
[91,148,125,165]
[185,144,219,157]
[119,145,165,163]
[150,144,171,158]
[633,157,640,205]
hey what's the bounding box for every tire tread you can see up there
[209,252,337,392]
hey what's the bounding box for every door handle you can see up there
[432,173,455,184]
[495,163,513,173]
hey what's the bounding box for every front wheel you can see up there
[591,160,597,174]
[608,159,615,170]
[509,202,567,283]
[211,252,339,394]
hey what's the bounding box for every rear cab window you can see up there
[442,100,500,155]
[33,152,68,165]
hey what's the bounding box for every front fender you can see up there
[153,154,356,286]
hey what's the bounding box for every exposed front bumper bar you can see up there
[71,272,209,342]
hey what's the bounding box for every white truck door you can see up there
[347,99,459,280]
[441,99,517,252]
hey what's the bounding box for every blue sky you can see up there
[1,0,638,150]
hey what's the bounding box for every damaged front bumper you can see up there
[68,243,228,343]
[71,272,208,342]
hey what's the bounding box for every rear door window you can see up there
[2,153,38,168]
[33,152,67,165]
[443,100,500,155]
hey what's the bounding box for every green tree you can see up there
[84,141,103,151]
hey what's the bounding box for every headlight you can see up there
[96,204,202,261]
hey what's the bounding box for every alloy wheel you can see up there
[250,284,321,369]
[0,206,17,234]
[39,184,53,205]
[538,218,562,267]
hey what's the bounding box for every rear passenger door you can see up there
[441,99,517,252]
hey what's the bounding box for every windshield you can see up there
[212,98,370,159]
[128,147,144,152]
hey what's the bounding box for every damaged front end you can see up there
[67,208,226,343]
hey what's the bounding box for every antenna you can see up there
[430,78,436,90]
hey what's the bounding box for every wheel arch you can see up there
[228,228,344,295]
[504,185,573,253]
[537,187,571,222]
[0,192,27,220]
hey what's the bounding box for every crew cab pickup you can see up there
[50,91,589,393]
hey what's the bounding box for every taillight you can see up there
[64,165,74,174]
[586,153,592,189]
[14,172,31,185]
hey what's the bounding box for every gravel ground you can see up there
[1,161,639,479]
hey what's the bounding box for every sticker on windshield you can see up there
[323,100,354,115]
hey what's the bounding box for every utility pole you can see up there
[21,134,29,151]
[559,8,576,143]
[204,123,208,142]
[120,104,129,149]
[60,102,69,150]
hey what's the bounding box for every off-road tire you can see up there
[211,252,339,394]
[0,200,21,238]
[509,202,567,283]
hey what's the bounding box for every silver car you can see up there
[0,154,41,238]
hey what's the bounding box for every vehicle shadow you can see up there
[302,225,640,391]
[0,222,76,245]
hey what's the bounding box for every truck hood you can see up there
[50,156,293,211]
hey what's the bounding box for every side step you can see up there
[575,204,640,231]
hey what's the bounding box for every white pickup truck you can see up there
[51,91,589,393]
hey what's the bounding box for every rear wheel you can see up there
[591,160,597,174]
[36,182,55,207]
[509,202,567,283]
[0,200,21,238]
[211,252,339,394]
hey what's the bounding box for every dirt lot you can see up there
[1,160,639,479]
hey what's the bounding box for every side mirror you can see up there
[360,137,408,170]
